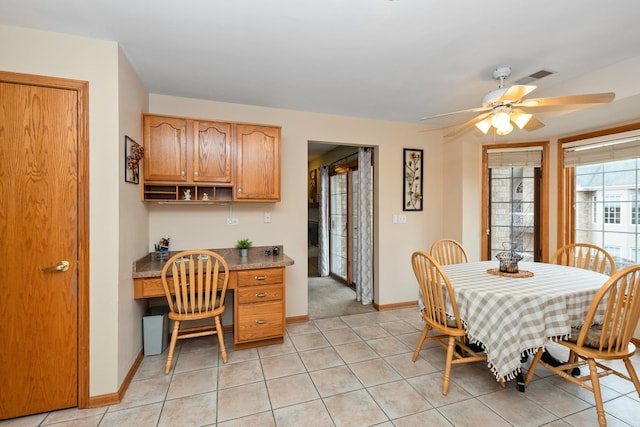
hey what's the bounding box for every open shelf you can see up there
[144,184,234,202]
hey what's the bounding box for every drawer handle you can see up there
[255,275,267,280]
[255,292,268,297]
[255,320,267,325]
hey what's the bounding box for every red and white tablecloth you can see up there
[440,261,608,380]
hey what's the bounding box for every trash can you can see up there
[143,306,169,356]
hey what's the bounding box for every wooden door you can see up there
[193,120,232,183]
[143,115,188,182]
[235,124,281,201]
[0,72,89,419]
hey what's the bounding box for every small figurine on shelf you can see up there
[202,192,210,201]
[183,189,192,200]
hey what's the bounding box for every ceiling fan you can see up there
[423,66,615,138]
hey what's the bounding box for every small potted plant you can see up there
[235,237,252,257]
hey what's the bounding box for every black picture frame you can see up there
[403,148,423,211]
[124,136,142,184]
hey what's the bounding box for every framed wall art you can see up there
[308,167,319,206]
[403,148,423,211]
[124,136,144,184]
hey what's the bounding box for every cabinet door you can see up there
[193,120,233,183]
[235,124,281,201]
[143,115,188,182]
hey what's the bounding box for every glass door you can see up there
[330,172,348,281]
[329,167,360,285]
[488,166,541,261]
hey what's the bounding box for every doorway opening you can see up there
[308,142,376,319]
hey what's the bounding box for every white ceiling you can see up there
[3,0,640,143]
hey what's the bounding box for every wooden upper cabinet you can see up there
[143,115,188,182]
[235,124,281,201]
[193,120,232,183]
[142,114,281,202]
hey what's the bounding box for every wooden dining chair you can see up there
[551,243,616,275]
[411,251,487,395]
[430,238,469,265]
[524,264,640,426]
[161,249,229,374]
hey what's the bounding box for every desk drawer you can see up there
[236,284,283,304]
[237,268,283,287]
[133,274,229,299]
[237,302,284,341]
[134,278,164,298]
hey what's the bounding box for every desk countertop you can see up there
[132,246,295,279]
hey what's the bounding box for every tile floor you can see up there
[2,307,640,427]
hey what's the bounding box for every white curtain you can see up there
[355,147,373,304]
[317,165,330,277]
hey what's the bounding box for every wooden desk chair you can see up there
[430,238,469,266]
[161,249,229,374]
[524,264,640,426]
[551,243,616,275]
[411,251,488,395]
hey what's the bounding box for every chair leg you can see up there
[165,320,180,374]
[215,315,227,364]
[524,347,544,386]
[442,336,455,395]
[412,325,430,362]
[587,358,607,427]
[623,357,640,397]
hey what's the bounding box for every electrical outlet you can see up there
[398,214,407,224]
[264,211,271,223]
[227,218,239,226]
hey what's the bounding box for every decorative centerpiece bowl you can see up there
[496,243,522,273]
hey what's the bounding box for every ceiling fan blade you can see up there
[498,85,537,103]
[421,106,491,120]
[444,112,491,138]
[522,116,545,131]
[515,92,615,108]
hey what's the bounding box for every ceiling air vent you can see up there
[514,69,555,85]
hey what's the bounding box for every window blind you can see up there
[487,147,542,168]
[563,130,640,167]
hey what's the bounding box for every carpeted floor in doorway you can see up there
[308,276,375,320]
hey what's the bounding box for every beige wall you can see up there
[117,46,150,387]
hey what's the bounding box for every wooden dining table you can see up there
[439,260,609,383]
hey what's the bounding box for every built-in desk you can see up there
[133,246,294,350]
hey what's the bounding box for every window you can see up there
[604,195,621,224]
[560,127,640,269]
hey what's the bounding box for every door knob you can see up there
[42,260,70,272]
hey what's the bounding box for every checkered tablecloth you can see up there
[440,261,608,381]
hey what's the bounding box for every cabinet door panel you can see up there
[237,302,284,341]
[143,116,187,182]
[235,124,280,201]
[193,121,232,183]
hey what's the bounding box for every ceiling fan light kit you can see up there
[423,65,615,138]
